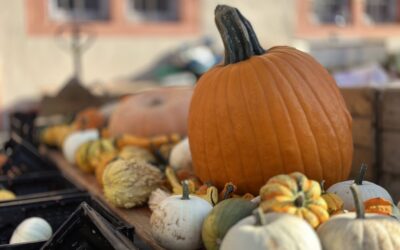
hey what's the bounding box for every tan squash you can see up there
[103,159,163,208]
[109,87,193,137]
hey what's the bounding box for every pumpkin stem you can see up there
[355,163,367,185]
[350,184,365,219]
[294,193,305,208]
[223,183,235,200]
[215,5,265,65]
[181,180,190,200]
[253,208,266,226]
[320,180,326,194]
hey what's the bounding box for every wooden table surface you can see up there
[46,150,164,250]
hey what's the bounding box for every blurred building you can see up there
[1,0,400,128]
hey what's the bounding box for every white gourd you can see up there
[62,129,99,164]
[150,181,212,250]
[169,138,192,171]
[221,211,321,250]
[318,184,400,250]
[327,165,393,210]
[10,217,52,244]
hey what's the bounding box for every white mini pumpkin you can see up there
[327,164,393,210]
[220,210,321,250]
[150,181,212,250]
[62,129,99,164]
[10,217,52,244]
[318,184,400,250]
[169,138,192,171]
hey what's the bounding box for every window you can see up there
[297,0,400,38]
[365,0,398,24]
[127,0,179,22]
[48,0,109,22]
[312,0,352,26]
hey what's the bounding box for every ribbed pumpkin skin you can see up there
[188,46,353,195]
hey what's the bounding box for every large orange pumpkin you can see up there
[109,87,193,137]
[188,5,353,195]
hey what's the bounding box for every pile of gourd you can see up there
[40,4,400,250]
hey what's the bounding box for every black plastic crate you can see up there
[0,171,80,201]
[1,136,57,177]
[42,202,137,250]
[9,111,38,147]
[0,192,134,247]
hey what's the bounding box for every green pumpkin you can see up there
[202,198,257,250]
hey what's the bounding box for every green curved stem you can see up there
[253,208,267,226]
[350,184,365,219]
[215,5,265,65]
[181,180,190,200]
[355,163,367,185]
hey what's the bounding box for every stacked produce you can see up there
[37,4,400,250]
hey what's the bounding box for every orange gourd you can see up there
[73,107,104,129]
[188,5,353,195]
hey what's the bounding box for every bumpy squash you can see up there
[260,172,329,228]
[188,5,353,195]
[103,159,163,208]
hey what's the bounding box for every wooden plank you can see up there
[380,88,400,130]
[352,117,375,149]
[45,151,164,250]
[381,131,400,175]
[379,173,400,202]
[340,87,377,118]
[348,146,376,181]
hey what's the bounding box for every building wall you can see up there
[0,0,296,109]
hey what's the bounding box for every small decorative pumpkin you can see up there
[327,164,393,210]
[75,141,94,173]
[95,146,155,187]
[318,184,400,250]
[260,172,329,228]
[86,139,117,168]
[169,138,192,171]
[188,5,353,195]
[109,87,193,137]
[321,180,344,215]
[118,146,156,164]
[72,107,104,130]
[75,139,116,173]
[148,188,171,212]
[363,197,400,219]
[103,159,163,208]
[62,129,99,164]
[0,189,16,201]
[94,151,119,187]
[10,217,52,244]
[202,198,257,250]
[40,124,75,147]
[220,209,321,250]
[150,181,213,250]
